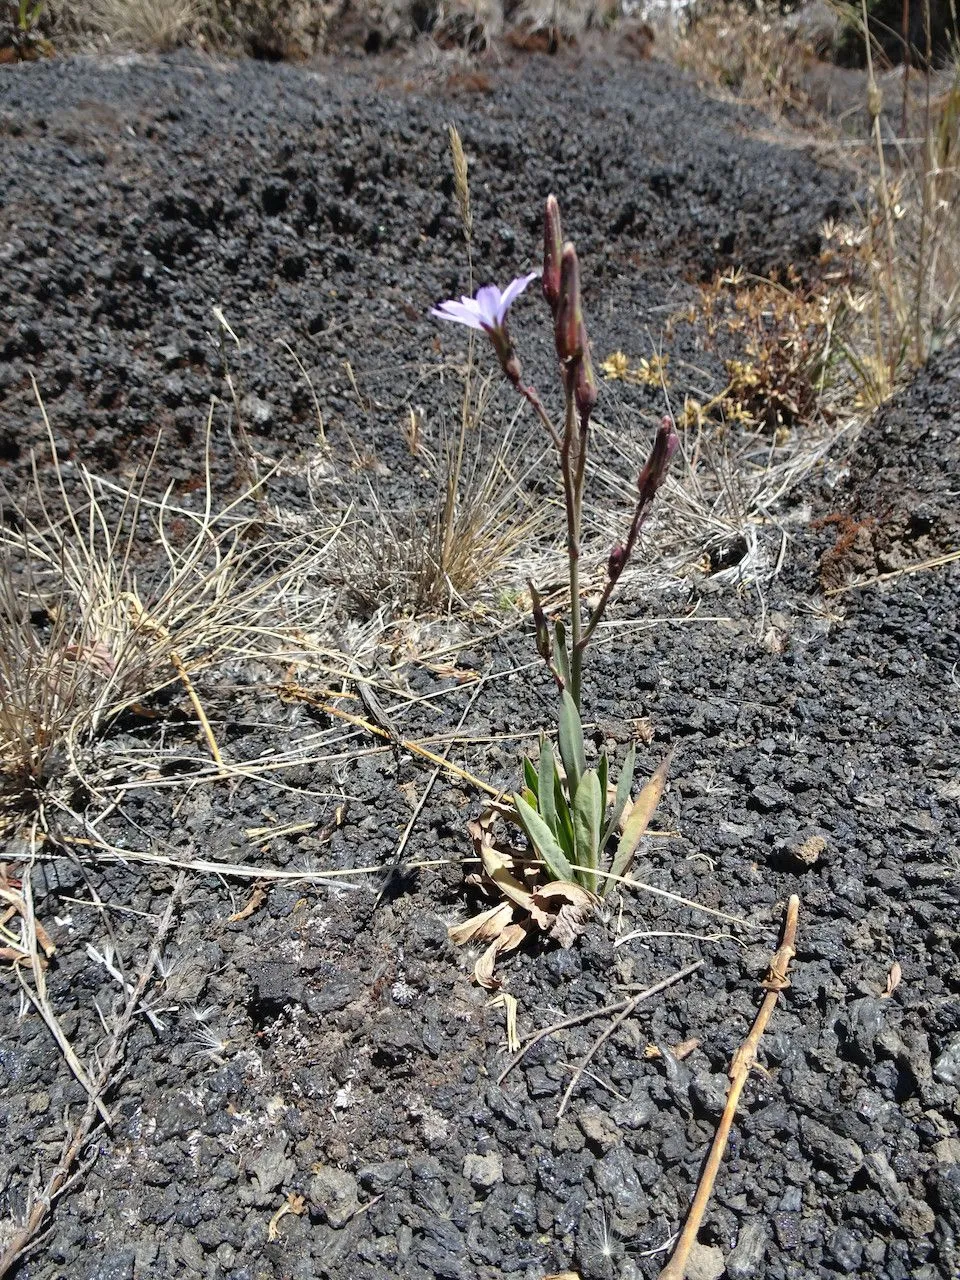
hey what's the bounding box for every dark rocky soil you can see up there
[1,45,958,1280]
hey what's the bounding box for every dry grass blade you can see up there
[8,825,109,1121]
[373,669,487,906]
[823,547,960,596]
[498,960,705,1086]
[578,865,749,927]
[279,682,500,796]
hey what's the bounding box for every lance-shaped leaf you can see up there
[558,690,586,799]
[513,793,575,884]
[537,737,560,839]
[572,768,602,893]
[523,756,539,800]
[553,770,575,860]
[600,741,637,855]
[607,749,673,893]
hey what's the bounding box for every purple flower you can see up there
[430,273,538,337]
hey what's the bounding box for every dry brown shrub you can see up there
[670,3,824,126]
[671,267,850,431]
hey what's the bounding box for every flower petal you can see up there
[473,284,505,329]
[498,271,539,316]
[430,300,486,330]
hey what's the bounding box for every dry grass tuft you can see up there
[0,395,308,801]
[838,30,960,404]
[81,0,201,49]
[341,397,544,618]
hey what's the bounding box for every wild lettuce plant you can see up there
[434,197,676,976]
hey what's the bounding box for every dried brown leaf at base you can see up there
[450,808,597,986]
[469,813,536,912]
[447,900,515,948]
[529,880,596,948]
[474,920,529,990]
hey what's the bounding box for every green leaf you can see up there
[553,620,570,689]
[537,737,559,836]
[573,769,603,893]
[523,756,539,799]
[600,742,637,881]
[557,690,586,799]
[513,793,575,884]
[597,751,608,816]
[553,771,575,860]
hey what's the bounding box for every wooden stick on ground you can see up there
[658,895,800,1280]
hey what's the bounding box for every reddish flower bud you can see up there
[637,417,679,502]
[574,321,597,424]
[607,542,626,581]
[555,242,583,364]
[542,195,563,314]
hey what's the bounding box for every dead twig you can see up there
[658,895,800,1280]
[498,960,704,1086]
[556,960,705,1118]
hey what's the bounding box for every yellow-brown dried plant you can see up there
[673,266,847,431]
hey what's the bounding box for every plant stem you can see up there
[516,379,562,450]
[561,380,583,708]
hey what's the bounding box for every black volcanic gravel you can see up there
[0,46,958,1280]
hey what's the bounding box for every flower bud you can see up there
[637,417,679,502]
[574,321,597,423]
[607,542,626,581]
[529,581,551,664]
[487,326,523,389]
[555,242,583,364]
[542,195,563,314]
